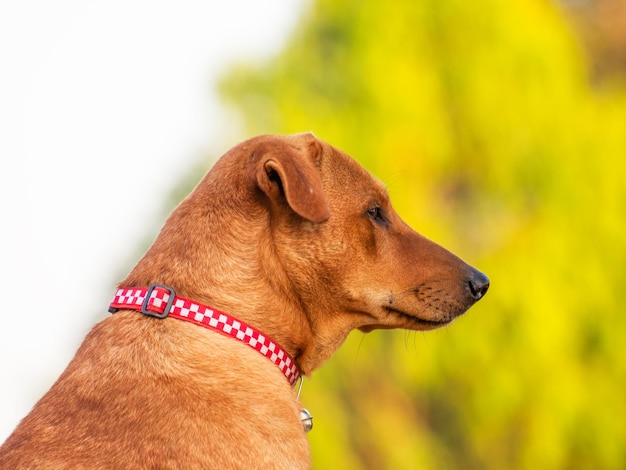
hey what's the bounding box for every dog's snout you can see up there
[467,269,490,301]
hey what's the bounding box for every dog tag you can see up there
[300,408,313,433]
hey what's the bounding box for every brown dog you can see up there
[0,133,488,469]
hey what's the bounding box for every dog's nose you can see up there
[467,269,489,301]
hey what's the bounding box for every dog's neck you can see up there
[108,285,301,385]
[120,178,345,377]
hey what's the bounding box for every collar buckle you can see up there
[142,284,175,319]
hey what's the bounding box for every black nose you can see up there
[468,269,490,301]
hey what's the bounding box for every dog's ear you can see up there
[254,137,330,223]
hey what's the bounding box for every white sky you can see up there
[0,0,305,443]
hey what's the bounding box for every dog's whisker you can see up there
[354,332,367,366]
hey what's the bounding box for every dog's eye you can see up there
[367,207,381,218]
[366,206,387,226]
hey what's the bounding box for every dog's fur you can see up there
[0,133,488,469]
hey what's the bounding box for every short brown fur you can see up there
[0,133,488,469]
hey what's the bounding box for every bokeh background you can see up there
[2,0,625,468]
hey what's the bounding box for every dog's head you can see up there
[248,133,489,370]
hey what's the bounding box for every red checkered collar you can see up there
[108,284,300,386]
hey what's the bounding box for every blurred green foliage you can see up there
[213,0,626,468]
